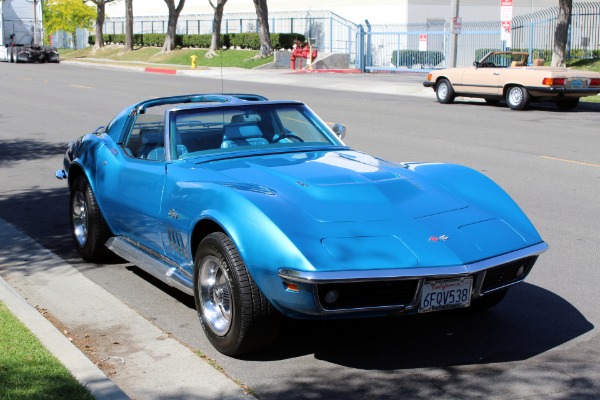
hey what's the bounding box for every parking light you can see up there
[285,282,300,292]
[542,77,566,86]
[589,78,600,87]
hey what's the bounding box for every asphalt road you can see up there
[1,62,600,399]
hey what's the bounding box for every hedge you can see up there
[391,50,444,67]
[88,32,305,51]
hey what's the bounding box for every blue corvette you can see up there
[56,94,547,356]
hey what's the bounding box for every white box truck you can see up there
[1,0,59,63]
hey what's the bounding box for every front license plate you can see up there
[571,79,582,88]
[419,277,472,313]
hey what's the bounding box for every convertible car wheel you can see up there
[506,86,530,110]
[70,176,114,263]
[436,79,456,104]
[194,232,281,356]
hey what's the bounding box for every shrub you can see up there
[391,50,444,67]
[87,32,305,51]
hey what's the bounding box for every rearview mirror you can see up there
[331,123,346,139]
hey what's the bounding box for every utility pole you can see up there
[33,0,38,45]
[449,0,459,67]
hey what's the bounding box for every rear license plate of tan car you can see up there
[419,277,472,313]
[572,79,583,88]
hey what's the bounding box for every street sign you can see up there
[419,34,427,51]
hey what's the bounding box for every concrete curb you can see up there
[0,276,129,400]
[0,218,252,400]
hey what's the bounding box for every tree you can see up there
[162,0,185,53]
[252,0,272,58]
[206,0,227,58]
[125,0,134,51]
[44,0,96,50]
[551,0,572,67]
[85,0,117,51]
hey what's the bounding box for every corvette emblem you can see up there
[429,235,449,242]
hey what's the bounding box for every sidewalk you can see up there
[0,218,252,400]
[63,58,435,99]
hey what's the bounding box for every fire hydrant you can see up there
[190,55,198,69]
[290,41,317,70]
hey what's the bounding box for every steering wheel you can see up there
[274,134,304,143]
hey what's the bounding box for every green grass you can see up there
[567,59,600,103]
[0,302,94,400]
[567,57,600,72]
[59,45,273,69]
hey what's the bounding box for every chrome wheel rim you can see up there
[509,87,523,105]
[199,256,232,336]
[438,83,448,99]
[71,191,88,247]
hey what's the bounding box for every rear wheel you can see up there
[506,86,530,110]
[70,176,114,262]
[194,232,280,356]
[436,78,455,104]
[557,98,579,110]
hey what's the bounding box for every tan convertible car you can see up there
[423,51,600,110]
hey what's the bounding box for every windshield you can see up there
[167,103,344,160]
[479,52,529,68]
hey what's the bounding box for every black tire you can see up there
[506,86,530,110]
[194,232,281,356]
[469,288,509,311]
[436,78,455,104]
[70,176,114,263]
[557,98,579,110]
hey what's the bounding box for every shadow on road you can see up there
[0,138,68,167]
[246,282,593,369]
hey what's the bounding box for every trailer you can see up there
[1,0,59,63]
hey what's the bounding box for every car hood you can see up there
[202,150,468,222]
[197,149,538,269]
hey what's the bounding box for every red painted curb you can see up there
[144,67,177,75]
[289,69,362,74]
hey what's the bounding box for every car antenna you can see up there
[220,48,224,94]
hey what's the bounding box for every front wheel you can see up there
[70,176,114,262]
[194,232,281,356]
[506,86,530,110]
[436,78,455,104]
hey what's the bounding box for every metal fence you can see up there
[103,10,359,58]
[512,2,600,59]
[71,2,599,72]
[362,2,600,72]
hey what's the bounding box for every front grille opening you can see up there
[481,256,537,293]
[317,280,419,310]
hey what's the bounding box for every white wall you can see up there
[106,0,600,25]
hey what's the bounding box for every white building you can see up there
[106,0,588,25]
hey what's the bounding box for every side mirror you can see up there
[331,123,346,140]
[473,61,480,68]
